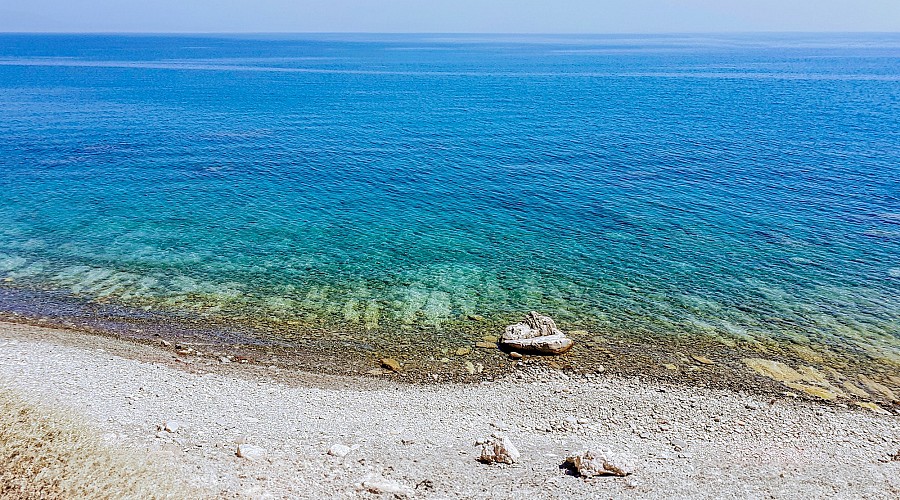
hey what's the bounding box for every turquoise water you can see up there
[0,34,898,364]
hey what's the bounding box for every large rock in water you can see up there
[500,311,574,355]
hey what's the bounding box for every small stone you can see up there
[328,444,351,457]
[478,434,520,464]
[465,361,476,375]
[509,352,523,360]
[476,342,498,349]
[482,335,499,343]
[455,347,472,356]
[380,358,401,372]
[691,355,714,365]
[359,475,413,498]
[163,420,181,433]
[219,356,231,364]
[236,444,267,461]
[670,438,687,451]
[663,364,678,371]
[565,449,632,477]
[366,368,385,376]
[2,277,13,282]
[467,314,485,321]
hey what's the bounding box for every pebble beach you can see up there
[1,321,898,498]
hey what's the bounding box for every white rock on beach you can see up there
[328,443,351,457]
[359,474,414,497]
[500,311,574,355]
[236,444,267,461]
[565,449,632,477]
[478,433,520,464]
[162,420,181,433]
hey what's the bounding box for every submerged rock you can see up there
[857,374,896,401]
[500,312,574,355]
[742,358,851,400]
[565,449,632,477]
[380,358,401,372]
[743,358,804,382]
[854,402,890,415]
[785,382,838,400]
[841,380,870,399]
[691,355,714,365]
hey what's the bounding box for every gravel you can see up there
[1,322,898,499]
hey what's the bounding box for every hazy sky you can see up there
[2,0,899,33]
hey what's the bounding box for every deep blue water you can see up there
[0,34,898,363]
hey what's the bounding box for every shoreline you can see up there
[1,289,899,410]
[1,321,898,498]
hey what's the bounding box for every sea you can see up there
[0,33,898,376]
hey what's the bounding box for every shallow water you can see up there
[0,33,898,366]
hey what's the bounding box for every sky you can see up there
[1,0,899,33]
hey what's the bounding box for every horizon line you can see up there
[2,30,899,36]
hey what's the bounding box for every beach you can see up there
[1,321,897,498]
[1,32,899,499]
